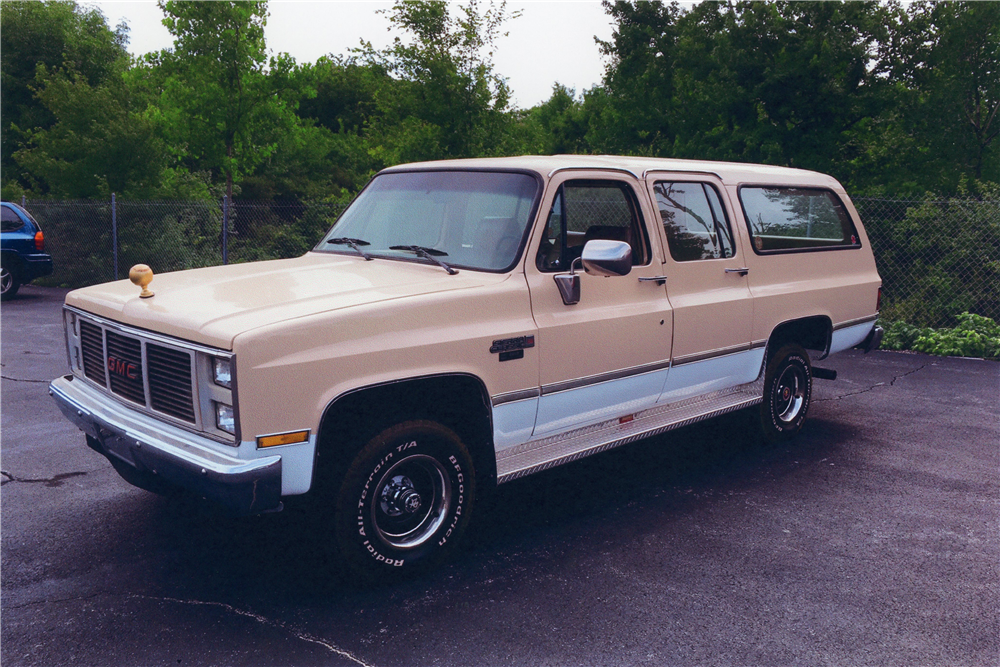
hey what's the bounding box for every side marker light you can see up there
[257,430,310,448]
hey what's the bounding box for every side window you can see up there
[536,181,649,272]
[1,206,25,232]
[654,182,735,261]
[739,186,860,253]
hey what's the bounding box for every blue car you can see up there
[1,202,53,300]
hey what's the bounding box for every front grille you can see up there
[147,344,196,422]
[106,331,144,405]
[75,316,197,424]
[80,320,105,383]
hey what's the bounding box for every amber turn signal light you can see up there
[257,430,310,448]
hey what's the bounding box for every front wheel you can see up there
[760,343,812,442]
[335,420,475,578]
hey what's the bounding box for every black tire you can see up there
[1,264,21,301]
[760,343,812,442]
[335,420,475,578]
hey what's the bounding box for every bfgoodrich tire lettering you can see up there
[760,343,812,442]
[335,420,475,577]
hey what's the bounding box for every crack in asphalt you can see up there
[0,470,87,487]
[815,363,929,402]
[1,374,51,383]
[4,592,106,611]
[135,596,375,667]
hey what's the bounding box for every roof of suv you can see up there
[381,155,844,191]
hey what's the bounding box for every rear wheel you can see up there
[760,343,812,442]
[0,265,20,301]
[335,420,475,578]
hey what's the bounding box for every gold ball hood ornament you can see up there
[129,264,155,298]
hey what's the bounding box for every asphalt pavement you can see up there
[2,284,998,667]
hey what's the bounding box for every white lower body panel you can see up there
[533,367,669,438]
[496,376,765,483]
[658,349,765,404]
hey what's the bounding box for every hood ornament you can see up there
[129,264,155,298]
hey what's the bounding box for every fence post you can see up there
[112,193,119,280]
[21,195,26,208]
[222,195,229,265]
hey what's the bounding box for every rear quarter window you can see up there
[1,206,25,232]
[738,186,860,253]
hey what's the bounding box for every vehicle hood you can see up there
[65,253,510,349]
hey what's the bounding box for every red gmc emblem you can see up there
[107,356,139,380]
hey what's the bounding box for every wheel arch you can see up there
[1,249,25,272]
[765,315,833,361]
[312,373,496,496]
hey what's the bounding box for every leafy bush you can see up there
[881,313,1000,359]
[881,320,932,351]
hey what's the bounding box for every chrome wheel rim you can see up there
[775,365,806,423]
[371,454,451,550]
[0,267,11,294]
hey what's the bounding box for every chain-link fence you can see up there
[854,196,1000,327]
[22,197,346,288]
[21,195,1000,328]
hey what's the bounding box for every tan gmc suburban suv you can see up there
[50,155,883,576]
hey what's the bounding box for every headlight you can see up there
[215,402,236,434]
[212,357,232,388]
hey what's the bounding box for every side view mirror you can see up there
[581,239,632,277]
[553,240,633,305]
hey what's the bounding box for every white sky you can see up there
[83,0,619,109]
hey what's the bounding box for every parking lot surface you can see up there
[2,284,998,666]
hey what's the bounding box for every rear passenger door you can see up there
[645,175,763,403]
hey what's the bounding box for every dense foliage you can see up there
[881,313,1000,359]
[2,0,997,202]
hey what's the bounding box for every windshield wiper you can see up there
[389,245,458,275]
[326,237,374,261]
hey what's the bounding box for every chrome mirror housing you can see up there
[581,240,632,277]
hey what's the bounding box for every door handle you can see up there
[724,267,749,276]
[638,276,668,285]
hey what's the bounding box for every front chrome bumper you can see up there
[50,375,281,515]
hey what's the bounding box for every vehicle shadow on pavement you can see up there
[122,407,854,606]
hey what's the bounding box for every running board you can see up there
[496,378,765,484]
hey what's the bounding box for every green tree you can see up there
[0,0,128,197]
[593,0,683,156]
[154,0,298,198]
[515,84,608,156]
[358,0,519,165]
[596,1,891,182]
[882,1,1000,191]
[13,66,168,198]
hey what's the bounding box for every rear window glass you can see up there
[739,187,860,253]
[1,206,25,232]
[654,181,736,261]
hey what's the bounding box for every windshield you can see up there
[317,170,540,272]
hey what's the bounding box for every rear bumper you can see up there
[21,254,53,281]
[857,325,884,353]
[49,375,281,515]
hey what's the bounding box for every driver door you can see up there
[526,173,674,437]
